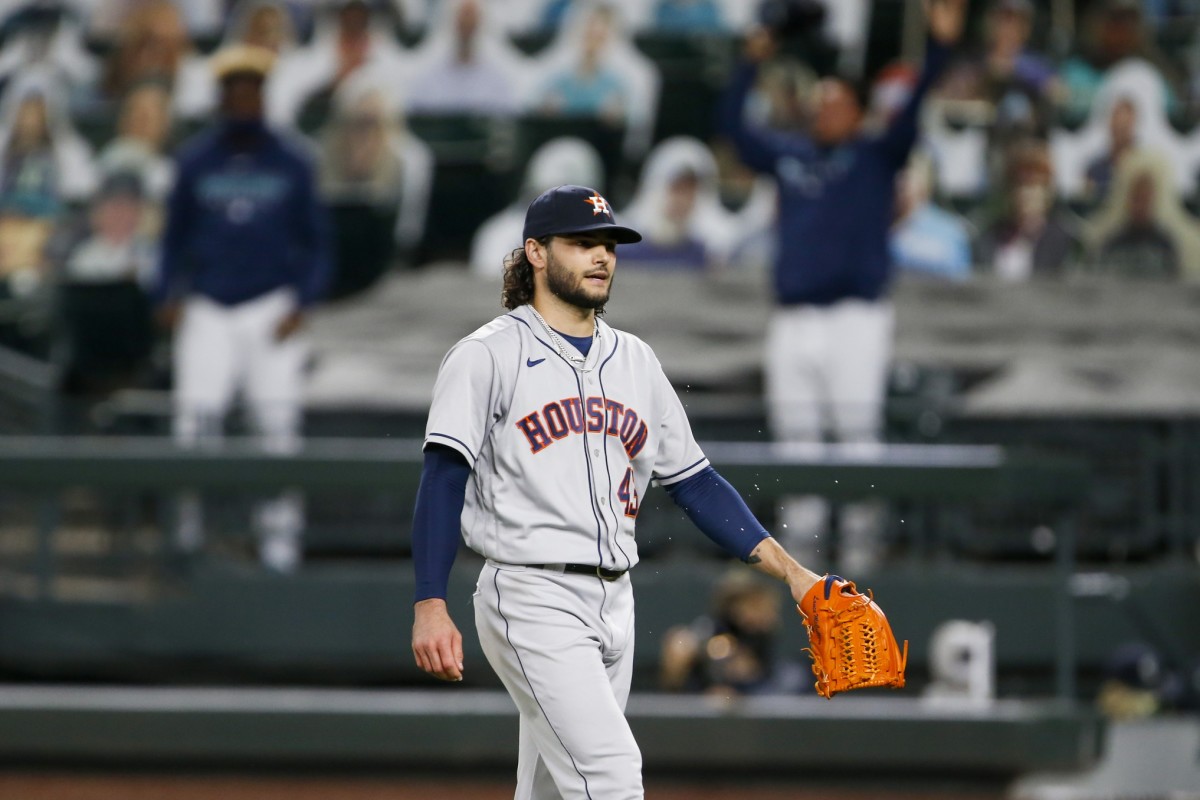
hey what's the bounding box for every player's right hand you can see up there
[412,598,464,682]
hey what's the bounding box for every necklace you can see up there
[529,306,599,372]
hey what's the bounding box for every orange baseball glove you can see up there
[798,575,908,699]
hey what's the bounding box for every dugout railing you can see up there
[0,436,1094,699]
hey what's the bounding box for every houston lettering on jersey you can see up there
[516,397,648,458]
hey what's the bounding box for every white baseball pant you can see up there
[764,298,893,572]
[475,562,642,800]
[172,288,306,569]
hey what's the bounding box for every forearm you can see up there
[747,536,821,597]
[296,190,334,307]
[718,61,788,175]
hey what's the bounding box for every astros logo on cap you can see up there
[585,193,612,217]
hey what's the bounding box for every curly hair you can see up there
[501,239,541,310]
[500,236,610,314]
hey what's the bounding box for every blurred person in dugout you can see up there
[660,570,803,697]
[720,0,966,573]
[153,44,332,573]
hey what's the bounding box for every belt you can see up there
[528,563,628,581]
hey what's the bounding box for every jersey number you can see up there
[617,468,640,519]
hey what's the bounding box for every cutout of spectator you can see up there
[1085,151,1200,279]
[470,136,605,278]
[620,136,740,272]
[1083,96,1138,207]
[153,44,332,573]
[405,0,532,116]
[1053,59,1194,209]
[56,171,156,396]
[0,2,98,90]
[96,0,212,121]
[936,0,1058,165]
[0,69,97,214]
[1057,0,1184,128]
[179,0,302,124]
[228,0,299,55]
[891,151,972,281]
[660,570,803,696]
[975,138,1079,281]
[532,0,660,154]
[317,72,433,295]
[271,0,410,130]
[62,171,155,284]
[1097,169,1178,277]
[97,80,175,202]
[536,2,631,125]
[81,0,226,42]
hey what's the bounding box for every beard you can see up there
[545,248,611,312]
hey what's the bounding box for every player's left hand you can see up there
[925,0,967,45]
[275,309,305,341]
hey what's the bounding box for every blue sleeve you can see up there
[663,466,770,561]
[412,444,472,602]
[293,157,333,308]
[878,37,954,166]
[718,61,806,175]
[152,157,196,307]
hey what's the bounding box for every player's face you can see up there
[544,234,618,311]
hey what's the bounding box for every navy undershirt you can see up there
[662,467,770,560]
[556,328,593,358]
[412,446,770,603]
[412,445,471,602]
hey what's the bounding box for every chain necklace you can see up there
[529,306,599,372]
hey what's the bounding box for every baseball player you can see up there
[720,0,966,572]
[154,44,332,572]
[411,185,824,799]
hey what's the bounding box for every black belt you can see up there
[529,563,628,581]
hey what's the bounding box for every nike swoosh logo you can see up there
[526,357,546,367]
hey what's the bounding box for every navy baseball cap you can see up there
[522,185,642,244]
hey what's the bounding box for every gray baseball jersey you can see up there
[424,303,710,569]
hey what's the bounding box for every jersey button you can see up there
[593,449,600,457]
